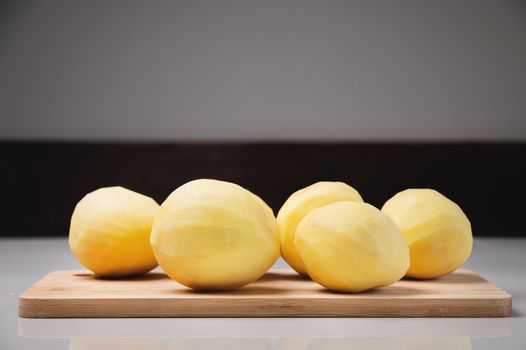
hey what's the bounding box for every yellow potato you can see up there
[277,182,363,275]
[151,179,279,290]
[381,189,472,279]
[69,187,159,277]
[295,201,409,292]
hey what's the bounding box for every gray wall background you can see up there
[1,0,525,141]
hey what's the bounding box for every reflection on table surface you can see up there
[21,317,511,350]
[18,317,511,338]
[68,337,472,350]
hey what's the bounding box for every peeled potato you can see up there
[69,186,159,277]
[277,182,363,275]
[151,179,279,290]
[295,201,409,292]
[382,189,472,279]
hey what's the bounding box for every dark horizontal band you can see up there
[1,141,524,237]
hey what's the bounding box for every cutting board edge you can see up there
[19,293,512,318]
[18,268,513,318]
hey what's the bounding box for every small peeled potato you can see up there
[382,189,472,279]
[69,186,159,277]
[151,179,279,291]
[295,201,409,292]
[277,182,363,275]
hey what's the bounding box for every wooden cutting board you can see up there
[19,268,511,318]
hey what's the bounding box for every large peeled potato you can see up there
[277,182,363,275]
[69,187,159,277]
[295,201,409,292]
[151,179,279,290]
[382,189,472,279]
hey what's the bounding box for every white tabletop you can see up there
[1,238,525,349]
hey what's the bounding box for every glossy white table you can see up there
[1,238,525,349]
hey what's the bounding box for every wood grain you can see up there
[19,269,511,318]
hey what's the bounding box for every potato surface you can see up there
[277,182,363,275]
[295,201,409,292]
[382,188,472,279]
[151,179,279,290]
[69,186,159,277]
